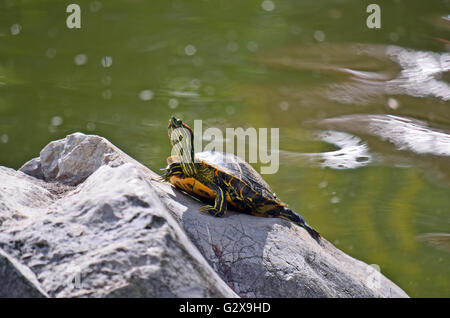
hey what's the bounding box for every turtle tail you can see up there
[302,222,321,242]
[278,206,321,242]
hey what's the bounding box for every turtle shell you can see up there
[168,151,281,209]
[196,151,277,200]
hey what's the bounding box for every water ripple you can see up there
[318,114,450,157]
[327,45,450,103]
[280,130,372,169]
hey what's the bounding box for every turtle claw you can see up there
[159,168,172,182]
[156,174,171,183]
[200,205,222,217]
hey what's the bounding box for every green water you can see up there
[1,0,449,297]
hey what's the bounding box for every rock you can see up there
[0,248,48,298]
[0,148,237,297]
[0,133,408,297]
[154,184,407,297]
[20,133,129,185]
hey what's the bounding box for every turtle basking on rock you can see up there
[161,116,320,241]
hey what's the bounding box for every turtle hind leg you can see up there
[199,184,227,217]
[273,206,321,242]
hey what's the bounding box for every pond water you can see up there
[0,0,449,297]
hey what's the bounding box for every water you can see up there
[1,0,449,297]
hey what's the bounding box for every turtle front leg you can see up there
[160,162,183,181]
[199,184,227,217]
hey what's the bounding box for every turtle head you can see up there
[168,116,184,130]
[167,116,197,177]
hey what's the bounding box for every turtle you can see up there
[161,116,320,241]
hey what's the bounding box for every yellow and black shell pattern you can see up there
[167,151,286,213]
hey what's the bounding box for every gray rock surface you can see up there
[153,183,407,297]
[0,134,237,297]
[0,248,48,297]
[0,132,408,297]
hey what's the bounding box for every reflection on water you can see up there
[418,233,450,253]
[280,130,372,169]
[313,114,450,185]
[386,46,449,100]
[326,45,450,104]
[0,0,449,297]
[316,114,450,156]
[261,43,450,105]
